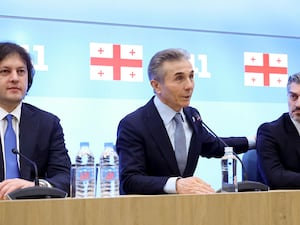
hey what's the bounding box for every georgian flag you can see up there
[90,43,143,82]
[244,52,288,87]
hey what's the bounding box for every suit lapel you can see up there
[183,107,201,175]
[19,104,38,179]
[0,104,37,181]
[144,99,179,174]
[0,139,4,181]
[284,114,300,158]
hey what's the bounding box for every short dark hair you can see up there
[287,72,300,92]
[0,42,35,91]
[147,48,190,82]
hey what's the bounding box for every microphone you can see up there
[195,115,248,180]
[192,111,269,192]
[5,148,67,200]
[12,148,39,186]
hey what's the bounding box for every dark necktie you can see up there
[4,114,20,178]
[174,113,187,175]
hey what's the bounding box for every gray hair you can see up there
[287,72,300,91]
[147,48,190,82]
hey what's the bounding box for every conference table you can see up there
[0,190,299,225]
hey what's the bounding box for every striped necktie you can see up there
[4,114,20,178]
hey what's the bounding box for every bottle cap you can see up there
[224,146,233,153]
[80,142,89,148]
[104,142,115,150]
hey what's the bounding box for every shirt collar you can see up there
[154,96,184,125]
[290,115,300,135]
[0,102,22,121]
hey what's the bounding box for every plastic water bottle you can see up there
[75,142,96,198]
[99,142,119,197]
[221,147,238,192]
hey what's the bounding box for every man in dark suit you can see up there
[116,48,254,195]
[257,72,300,189]
[0,42,71,199]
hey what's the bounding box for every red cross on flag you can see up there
[244,52,288,87]
[90,43,143,82]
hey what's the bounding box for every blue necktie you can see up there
[174,113,187,175]
[4,114,20,178]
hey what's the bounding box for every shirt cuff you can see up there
[163,177,180,194]
[247,136,256,149]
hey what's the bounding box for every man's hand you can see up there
[176,177,215,194]
[0,178,34,199]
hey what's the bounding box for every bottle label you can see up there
[101,166,118,181]
[76,167,95,181]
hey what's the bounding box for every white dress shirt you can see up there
[0,103,22,176]
[153,96,192,193]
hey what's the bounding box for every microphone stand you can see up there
[5,149,67,200]
[200,119,269,192]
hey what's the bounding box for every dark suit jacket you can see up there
[0,103,71,193]
[257,113,300,189]
[116,97,249,194]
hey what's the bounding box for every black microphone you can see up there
[193,114,248,180]
[12,148,39,186]
[192,111,269,192]
[5,148,67,200]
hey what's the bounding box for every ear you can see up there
[150,79,161,94]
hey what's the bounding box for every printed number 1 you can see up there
[190,54,211,78]
[21,45,49,71]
